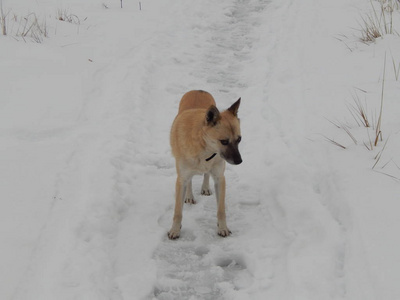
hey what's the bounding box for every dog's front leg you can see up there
[213,174,231,237]
[168,176,187,239]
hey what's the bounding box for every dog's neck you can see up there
[205,153,217,161]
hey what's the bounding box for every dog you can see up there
[168,90,242,239]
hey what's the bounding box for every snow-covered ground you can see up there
[1,0,400,299]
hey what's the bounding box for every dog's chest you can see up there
[182,156,223,176]
[195,160,215,174]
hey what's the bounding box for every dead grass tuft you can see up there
[347,89,371,128]
[359,0,399,43]
[13,13,48,43]
[57,9,81,25]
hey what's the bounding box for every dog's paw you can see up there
[168,227,181,240]
[184,197,196,204]
[217,227,232,237]
[201,189,212,196]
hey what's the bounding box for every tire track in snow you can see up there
[11,8,176,298]
[252,1,351,298]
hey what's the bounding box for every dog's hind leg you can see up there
[184,179,196,204]
[201,173,212,196]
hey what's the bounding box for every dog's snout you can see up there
[232,153,242,165]
[222,145,242,165]
[224,151,242,165]
[226,156,242,165]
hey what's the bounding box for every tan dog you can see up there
[168,90,242,239]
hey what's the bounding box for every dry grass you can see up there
[364,127,374,150]
[344,55,387,150]
[1,4,48,43]
[342,125,358,145]
[359,0,399,43]
[347,89,371,128]
[380,0,400,11]
[325,55,388,153]
[391,53,400,80]
[12,13,48,43]
[1,0,7,36]
[57,9,81,25]
[372,136,390,169]
[373,154,400,181]
[323,135,346,149]
[374,53,386,146]
[1,6,83,42]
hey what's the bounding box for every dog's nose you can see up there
[234,157,242,165]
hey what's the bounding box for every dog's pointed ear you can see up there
[206,105,221,126]
[228,98,241,117]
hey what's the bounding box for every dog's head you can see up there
[204,98,242,165]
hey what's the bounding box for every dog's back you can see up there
[178,90,216,114]
[171,90,215,160]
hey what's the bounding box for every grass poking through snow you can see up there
[359,0,399,43]
[374,52,386,146]
[57,9,81,25]
[323,135,347,149]
[1,5,83,42]
[347,89,371,128]
[324,50,392,176]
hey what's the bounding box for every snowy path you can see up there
[149,3,276,298]
[114,1,275,298]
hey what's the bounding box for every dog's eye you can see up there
[220,139,229,146]
[237,136,242,143]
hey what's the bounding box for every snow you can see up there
[1,0,400,299]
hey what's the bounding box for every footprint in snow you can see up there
[152,237,253,299]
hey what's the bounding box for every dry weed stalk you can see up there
[347,90,371,128]
[374,53,386,146]
[323,135,346,149]
[342,125,358,145]
[0,0,7,35]
[391,54,400,80]
[373,136,390,169]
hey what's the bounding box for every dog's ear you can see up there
[206,105,221,126]
[228,98,241,117]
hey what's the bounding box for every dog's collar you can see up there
[205,153,217,161]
